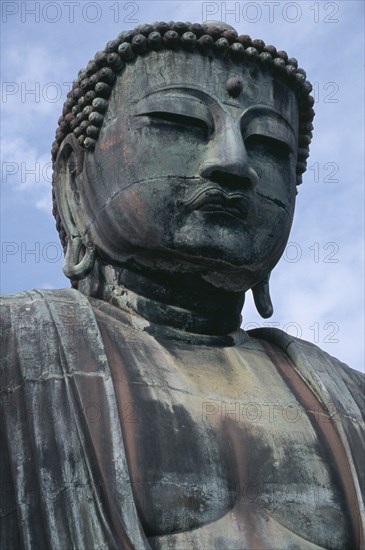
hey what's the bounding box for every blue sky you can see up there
[1,0,364,372]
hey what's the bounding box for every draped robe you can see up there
[1,289,364,549]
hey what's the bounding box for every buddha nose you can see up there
[199,121,259,190]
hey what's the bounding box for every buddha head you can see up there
[52,22,314,319]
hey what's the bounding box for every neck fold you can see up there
[79,261,245,336]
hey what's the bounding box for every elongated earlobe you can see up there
[63,235,95,280]
[252,273,273,318]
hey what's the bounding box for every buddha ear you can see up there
[53,135,95,280]
[252,272,273,319]
[53,134,85,238]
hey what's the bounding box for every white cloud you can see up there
[1,136,52,214]
[2,45,70,136]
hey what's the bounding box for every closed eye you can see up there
[245,134,292,156]
[138,111,209,133]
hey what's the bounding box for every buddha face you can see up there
[79,50,299,291]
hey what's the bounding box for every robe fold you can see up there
[1,289,150,550]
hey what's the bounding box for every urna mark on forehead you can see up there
[105,49,299,137]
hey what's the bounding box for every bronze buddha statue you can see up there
[1,21,364,549]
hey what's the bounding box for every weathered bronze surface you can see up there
[1,21,364,549]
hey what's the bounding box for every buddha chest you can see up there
[95,310,352,549]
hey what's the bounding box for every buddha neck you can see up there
[79,261,245,336]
